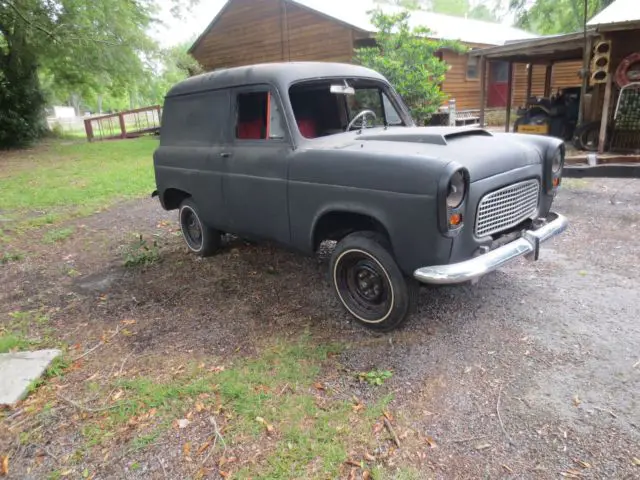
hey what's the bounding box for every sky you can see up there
[153,0,226,47]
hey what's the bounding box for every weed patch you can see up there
[0,333,32,353]
[43,227,75,244]
[358,369,393,386]
[1,250,24,264]
[123,235,160,267]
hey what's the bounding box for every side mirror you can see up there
[330,84,355,95]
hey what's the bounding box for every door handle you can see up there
[219,152,232,158]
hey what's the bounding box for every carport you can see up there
[471,31,597,139]
[471,2,640,163]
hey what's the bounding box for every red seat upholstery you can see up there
[237,119,263,139]
[297,118,318,139]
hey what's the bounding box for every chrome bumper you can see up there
[413,212,568,285]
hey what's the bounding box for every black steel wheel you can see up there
[330,231,417,331]
[179,198,221,257]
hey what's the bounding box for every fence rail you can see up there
[84,105,162,141]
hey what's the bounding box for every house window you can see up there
[466,55,479,80]
[236,91,285,140]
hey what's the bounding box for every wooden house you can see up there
[188,0,542,111]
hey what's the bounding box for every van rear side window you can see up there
[160,90,229,146]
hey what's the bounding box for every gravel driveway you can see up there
[1,177,639,478]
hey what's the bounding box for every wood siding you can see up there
[512,61,582,107]
[441,48,488,110]
[191,0,355,71]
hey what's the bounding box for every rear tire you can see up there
[179,198,221,257]
[330,231,417,332]
[573,121,602,151]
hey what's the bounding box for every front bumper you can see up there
[413,212,568,285]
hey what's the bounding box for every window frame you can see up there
[232,84,290,144]
[466,54,480,81]
[288,77,412,139]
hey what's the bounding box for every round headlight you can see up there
[446,171,466,208]
[552,150,563,173]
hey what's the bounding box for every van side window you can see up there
[235,91,285,140]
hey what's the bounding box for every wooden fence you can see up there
[84,105,162,141]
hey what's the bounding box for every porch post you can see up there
[479,56,487,127]
[598,75,613,154]
[578,35,593,126]
[505,61,514,132]
[526,63,533,100]
[544,64,553,97]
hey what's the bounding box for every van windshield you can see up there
[289,79,406,139]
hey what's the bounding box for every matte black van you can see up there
[154,62,567,331]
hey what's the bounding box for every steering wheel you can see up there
[346,109,377,131]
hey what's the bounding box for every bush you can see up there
[355,9,465,125]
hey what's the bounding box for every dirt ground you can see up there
[1,177,639,479]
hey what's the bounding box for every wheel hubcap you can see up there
[335,250,393,323]
[181,208,202,250]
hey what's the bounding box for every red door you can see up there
[487,61,509,108]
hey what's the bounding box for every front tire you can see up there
[179,198,221,257]
[330,231,417,332]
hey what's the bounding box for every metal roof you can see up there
[295,0,537,46]
[165,62,387,97]
[189,0,538,54]
[587,0,640,28]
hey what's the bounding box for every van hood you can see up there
[311,127,545,182]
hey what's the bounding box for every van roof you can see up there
[166,62,387,97]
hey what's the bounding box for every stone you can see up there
[0,349,61,406]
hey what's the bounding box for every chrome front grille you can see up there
[475,179,540,237]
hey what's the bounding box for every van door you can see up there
[223,85,291,243]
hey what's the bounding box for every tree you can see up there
[355,10,464,124]
[0,0,195,148]
[509,0,615,34]
[375,0,500,22]
[138,41,204,108]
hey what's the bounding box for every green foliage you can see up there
[375,0,499,21]
[0,1,198,148]
[123,235,160,267]
[510,0,614,34]
[355,9,465,124]
[358,369,393,386]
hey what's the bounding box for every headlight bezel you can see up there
[437,165,470,236]
[446,170,466,209]
[551,149,563,173]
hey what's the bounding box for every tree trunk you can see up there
[0,19,46,147]
[70,93,81,116]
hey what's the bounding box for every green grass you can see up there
[0,137,156,237]
[75,336,392,478]
[1,250,24,264]
[43,227,75,244]
[0,309,59,355]
[0,333,32,353]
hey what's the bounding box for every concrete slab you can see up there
[0,349,61,407]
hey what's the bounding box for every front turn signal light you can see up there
[449,213,462,227]
[553,177,560,188]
